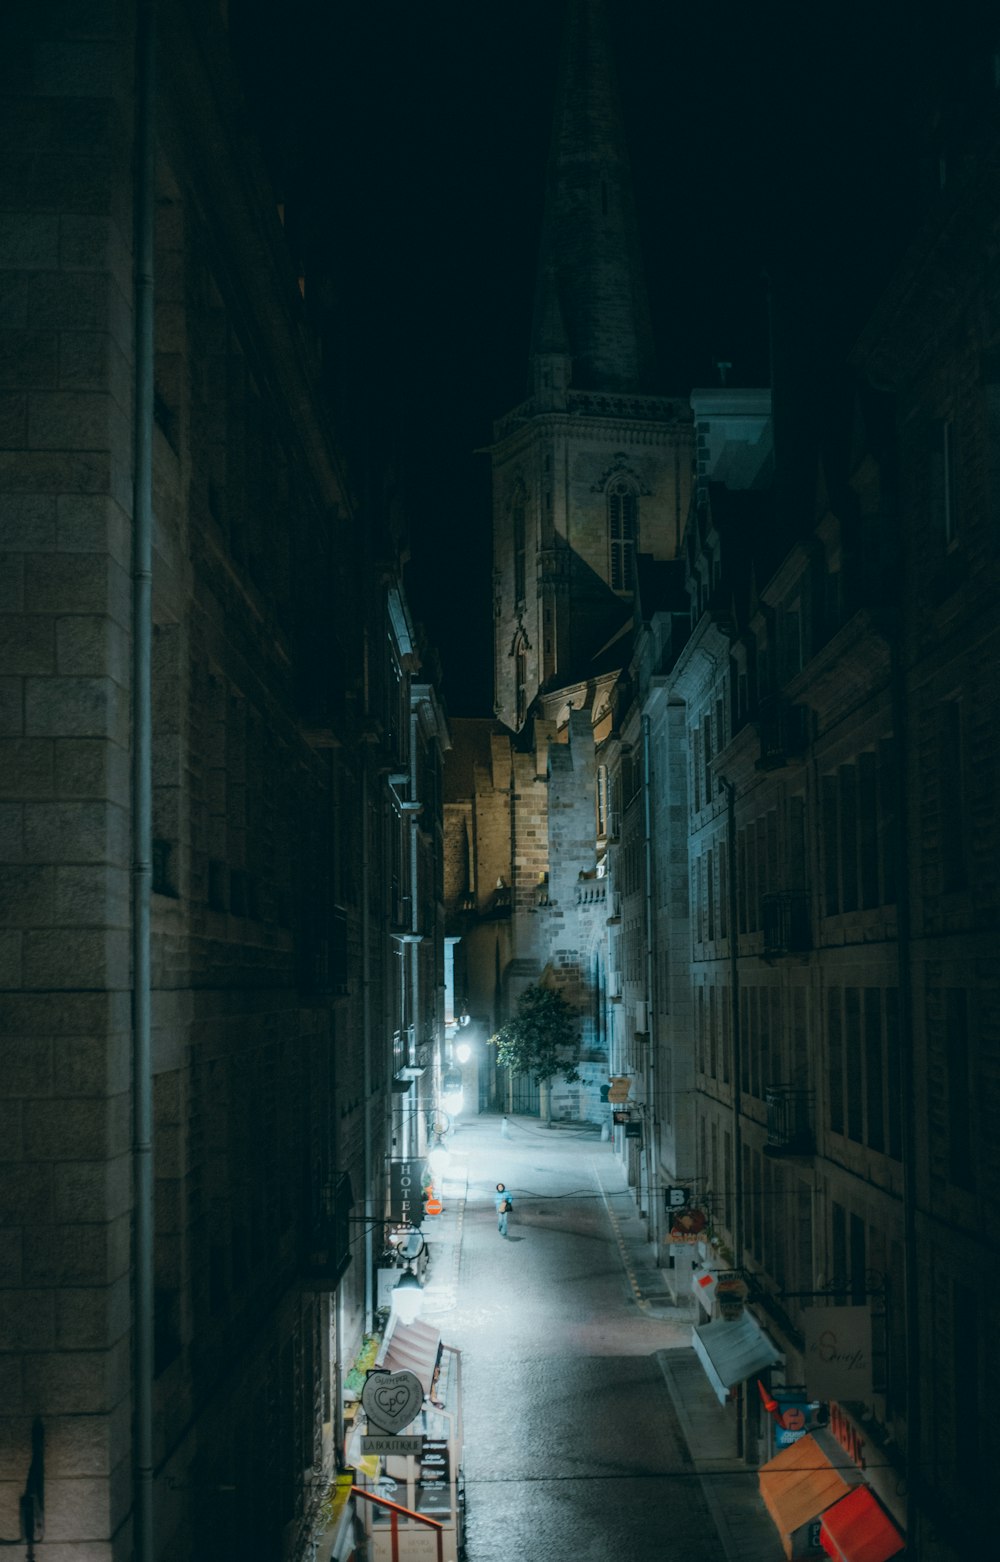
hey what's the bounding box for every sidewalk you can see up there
[419,1112,781,1562]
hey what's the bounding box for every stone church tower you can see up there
[491,0,694,732]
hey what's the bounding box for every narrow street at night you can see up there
[420,1116,775,1562]
[1,3,996,1558]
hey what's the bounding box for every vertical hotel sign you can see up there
[390,1159,425,1226]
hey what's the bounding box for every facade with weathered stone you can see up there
[0,4,447,1560]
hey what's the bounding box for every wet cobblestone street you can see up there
[422,1116,737,1562]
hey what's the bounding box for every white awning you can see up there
[381,1319,442,1395]
[692,1312,780,1405]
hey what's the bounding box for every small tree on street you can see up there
[488,985,580,1118]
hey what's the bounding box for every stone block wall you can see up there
[1,4,418,1559]
[1,2,137,1553]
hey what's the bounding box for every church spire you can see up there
[529,0,658,395]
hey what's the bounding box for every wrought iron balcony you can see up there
[764,1085,815,1157]
[755,698,808,771]
[761,891,811,956]
[300,1173,353,1288]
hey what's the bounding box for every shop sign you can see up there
[612,1110,629,1124]
[607,1076,631,1104]
[624,1120,642,1139]
[668,1206,707,1243]
[803,1305,872,1401]
[772,1389,817,1448]
[390,1158,425,1226]
[362,1369,423,1435]
[829,1401,867,1470]
[361,1433,422,1455]
[665,1186,690,1211]
[715,1271,747,1320]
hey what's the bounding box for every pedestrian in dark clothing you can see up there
[495,1182,513,1237]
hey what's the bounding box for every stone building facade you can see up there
[599,142,997,1556]
[0,4,447,1560]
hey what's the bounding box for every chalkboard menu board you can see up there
[416,1437,451,1515]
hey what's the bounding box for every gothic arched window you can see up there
[512,489,527,604]
[608,480,638,592]
[515,641,528,728]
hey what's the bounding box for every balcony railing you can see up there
[300,1172,353,1287]
[576,878,607,909]
[755,698,808,771]
[761,891,811,956]
[764,1085,815,1156]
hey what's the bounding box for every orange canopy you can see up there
[820,1484,904,1562]
[759,1433,854,1560]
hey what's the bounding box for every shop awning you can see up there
[692,1312,780,1404]
[381,1319,442,1396]
[759,1433,854,1558]
[820,1484,904,1562]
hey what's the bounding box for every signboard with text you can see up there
[361,1434,422,1455]
[668,1207,707,1243]
[803,1306,872,1401]
[389,1158,426,1227]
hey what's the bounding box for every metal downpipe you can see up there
[408,707,420,1157]
[641,716,660,1258]
[361,763,374,1330]
[131,2,156,1557]
[890,640,920,1551]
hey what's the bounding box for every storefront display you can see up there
[348,1317,465,1562]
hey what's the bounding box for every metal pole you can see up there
[641,716,660,1258]
[131,3,156,1558]
[723,779,744,1269]
[361,762,374,1330]
[723,777,745,1462]
[890,635,920,1552]
[408,707,420,1158]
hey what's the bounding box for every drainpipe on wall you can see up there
[722,778,744,1269]
[641,717,661,1260]
[361,761,374,1331]
[722,776,746,1462]
[131,4,155,1559]
[890,641,920,1552]
[409,708,420,1157]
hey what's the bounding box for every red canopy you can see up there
[820,1484,904,1562]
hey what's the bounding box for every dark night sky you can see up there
[234,0,988,717]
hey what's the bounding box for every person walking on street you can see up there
[495,1182,513,1237]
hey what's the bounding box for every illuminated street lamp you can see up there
[455,1041,472,1064]
[441,1066,464,1116]
[390,1266,423,1326]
